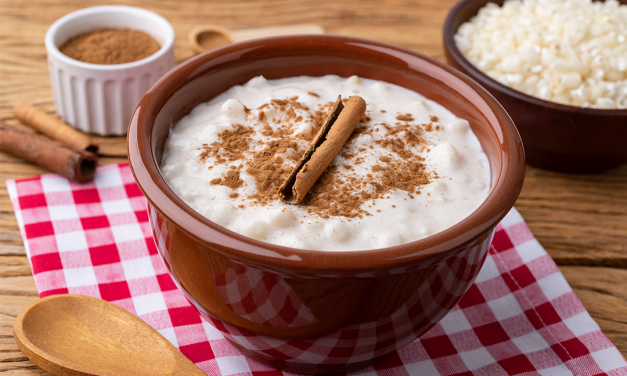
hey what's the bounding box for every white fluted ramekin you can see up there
[45,6,175,136]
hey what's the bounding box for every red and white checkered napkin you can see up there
[6,163,627,376]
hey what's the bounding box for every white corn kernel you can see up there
[247,76,268,88]
[595,97,616,109]
[220,99,246,118]
[210,202,237,227]
[430,144,461,168]
[560,72,582,89]
[346,75,361,84]
[325,222,351,243]
[242,220,269,240]
[267,207,296,228]
[449,119,469,133]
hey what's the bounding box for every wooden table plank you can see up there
[1,0,626,374]
[563,266,627,354]
[517,165,627,266]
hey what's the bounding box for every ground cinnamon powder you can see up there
[60,28,160,65]
[197,97,436,220]
[210,170,244,190]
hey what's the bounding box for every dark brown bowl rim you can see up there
[443,0,627,116]
[128,35,525,275]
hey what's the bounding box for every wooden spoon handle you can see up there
[189,24,324,54]
[230,24,324,42]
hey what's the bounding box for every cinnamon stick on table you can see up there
[0,121,97,182]
[13,102,98,153]
[279,95,366,204]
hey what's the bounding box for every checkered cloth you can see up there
[6,163,627,376]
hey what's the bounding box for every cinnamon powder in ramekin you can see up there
[60,28,160,65]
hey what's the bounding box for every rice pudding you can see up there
[160,75,491,251]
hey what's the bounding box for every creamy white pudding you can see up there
[160,75,491,251]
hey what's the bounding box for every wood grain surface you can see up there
[1,0,625,373]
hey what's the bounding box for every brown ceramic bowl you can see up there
[128,35,525,374]
[444,0,627,173]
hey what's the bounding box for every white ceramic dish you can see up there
[45,6,175,136]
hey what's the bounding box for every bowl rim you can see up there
[44,5,175,71]
[128,34,525,274]
[443,0,627,115]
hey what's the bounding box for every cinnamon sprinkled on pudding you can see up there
[191,95,432,218]
[161,75,490,251]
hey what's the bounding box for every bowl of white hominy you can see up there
[444,0,627,173]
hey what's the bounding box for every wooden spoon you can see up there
[188,23,324,54]
[13,294,205,375]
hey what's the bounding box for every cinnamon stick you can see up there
[0,121,97,182]
[13,102,98,153]
[279,95,366,204]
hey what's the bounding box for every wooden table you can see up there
[1,0,626,373]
